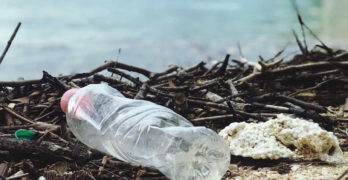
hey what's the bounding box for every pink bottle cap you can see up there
[60,88,78,113]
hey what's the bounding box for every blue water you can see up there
[0,0,348,80]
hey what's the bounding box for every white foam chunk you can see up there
[219,114,344,163]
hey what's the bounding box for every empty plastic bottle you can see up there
[60,83,230,180]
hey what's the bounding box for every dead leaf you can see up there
[168,79,176,87]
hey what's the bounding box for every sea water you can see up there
[0,0,348,80]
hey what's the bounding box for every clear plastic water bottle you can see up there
[60,83,230,180]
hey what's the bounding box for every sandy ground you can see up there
[226,152,348,180]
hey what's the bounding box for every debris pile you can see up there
[0,41,348,179]
[1,19,348,179]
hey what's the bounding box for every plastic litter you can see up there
[14,129,35,140]
[61,83,230,180]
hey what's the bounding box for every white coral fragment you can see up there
[219,114,344,163]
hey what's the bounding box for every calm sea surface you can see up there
[1,0,348,80]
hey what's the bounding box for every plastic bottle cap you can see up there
[14,129,35,140]
[60,88,78,113]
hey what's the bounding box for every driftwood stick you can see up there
[64,61,120,80]
[277,95,326,112]
[235,66,259,84]
[34,110,57,122]
[185,61,206,72]
[147,86,247,118]
[225,79,239,96]
[293,29,306,56]
[147,85,174,98]
[6,171,29,180]
[204,62,221,76]
[269,44,287,61]
[156,85,189,92]
[258,58,283,71]
[212,54,230,77]
[148,72,178,84]
[0,60,115,87]
[0,137,91,162]
[108,61,154,78]
[290,0,307,52]
[236,61,348,83]
[290,0,332,54]
[270,61,348,75]
[0,125,34,131]
[288,77,342,97]
[0,22,21,65]
[65,61,154,81]
[1,106,35,124]
[67,81,80,88]
[0,61,186,87]
[215,92,248,103]
[187,99,229,110]
[150,66,179,80]
[248,102,289,112]
[233,110,268,121]
[190,78,219,92]
[191,114,235,122]
[150,62,206,83]
[295,69,340,79]
[93,74,125,87]
[38,99,57,117]
[0,79,42,87]
[325,51,348,62]
[107,68,142,86]
[148,66,197,84]
[149,62,206,83]
[62,61,117,80]
[187,99,267,121]
[254,94,327,113]
[42,71,70,92]
[248,102,336,128]
[146,86,259,122]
